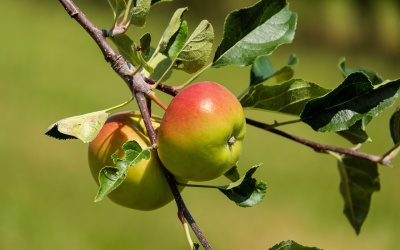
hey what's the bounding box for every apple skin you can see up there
[157,81,246,182]
[88,111,184,211]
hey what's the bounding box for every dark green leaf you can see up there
[339,58,384,86]
[240,79,330,116]
[337,119,371,144]
[250,54,298,86]
[250,55,275,86]
[336,155,380,234]
[219,165,266,207]
[301,73,400,132]
[390,107,400,144]
[151,0,172,5]
[213,0,297,67]
[45,111,109,143]
[140,33,151,59]
[269,240,323,250]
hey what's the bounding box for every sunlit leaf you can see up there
[95,140,151,202]
[111,34,153,73]
[111,34,141,66]
[269,240,323,250]
[173,20,214,73]
[219,165,266,207]
[301,73,400,132]
[167,20,188,58]
[95,162,128,202]
[213,0,297,67]
[144,50,173,81]
[339,58,384,85]
[129,0,151,27]
[158,7,188,53]
[240,79,330,116]
[45,111,109,143]
[335,154,380,234]
[107,0,126,23]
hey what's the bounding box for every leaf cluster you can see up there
[49,0,400,248]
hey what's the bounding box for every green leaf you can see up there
[166,20,188,58]
[151,0,172,6]
[339,58,384,86]
[336,119,371,144]
[269,240,323,250]
[301,73,400,132]
[218,165,266,207]
[158,7,188,53]
[95,162,128,202]
[213,0,297,67]
[129,0,151,27]
[121,140,151,165]
[140,33,151,60]
[173,20,214,73]
[111,34,154,73]
[45,111,109,143]
[144,50,173,81]
[390,107,400,144]
[94,140,151,202]
[240,79,330,116]
[250,54,298,86]
[250,56,275,86]
[224,166,241,182]
[335,154,380,234]
[107,0,126,23]
[111,34,141,66]
[274,54,298,83]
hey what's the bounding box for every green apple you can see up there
[88,111,185,211]
[157,81,246,182]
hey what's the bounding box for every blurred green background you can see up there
[1,0,400,249]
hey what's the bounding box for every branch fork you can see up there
[58,0,211,249]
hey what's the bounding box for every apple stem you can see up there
[227,135,236,146]
[147,91,168,111]
[161,166,213,250]
[58,1,213,248]
[178,213,196,250]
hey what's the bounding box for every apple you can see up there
[157,81,246,182]
[88,111,185,210]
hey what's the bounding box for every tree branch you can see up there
[246,118,385,164]
[58,0,211,248]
